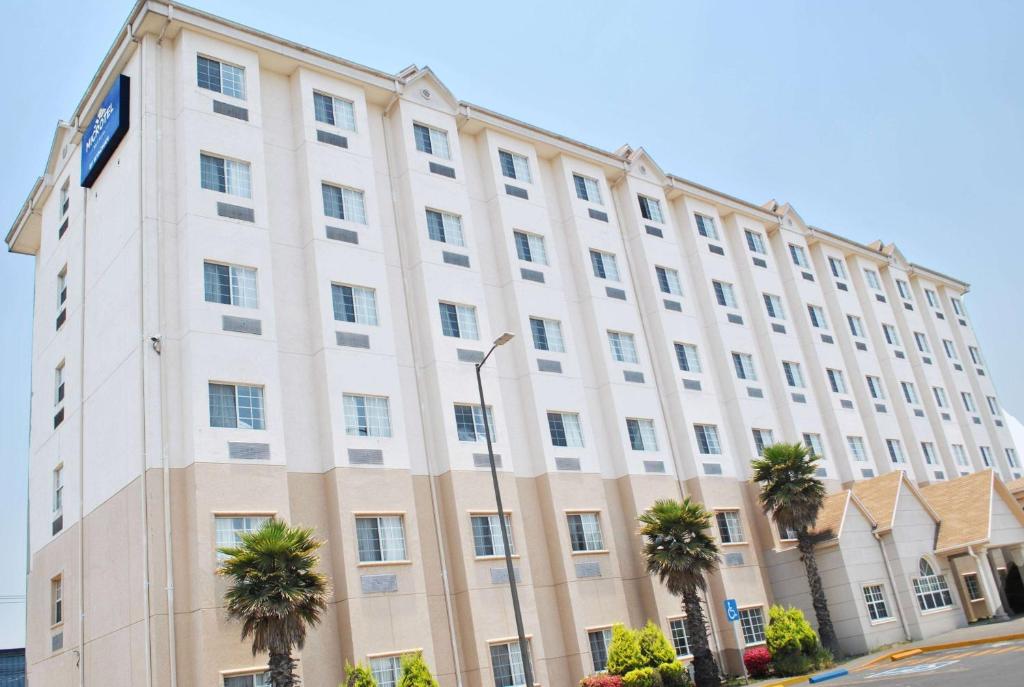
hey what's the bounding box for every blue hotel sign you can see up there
[80,74,130,188]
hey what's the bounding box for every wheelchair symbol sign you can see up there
[724,599,740,622]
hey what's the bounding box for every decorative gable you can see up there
[399,66,459,115]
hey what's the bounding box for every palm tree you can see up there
[751,442,839,656]
[638,498,720,687]
[218,519,331,687]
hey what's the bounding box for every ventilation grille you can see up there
[520,268,545,283]
[703,463,723,475]
[555,457,581,471]
[457,348,484,363]
[537,359,562,373]
[772,323,786,334]
[326,225,359,243]
[316,129,348,148]
[490,566,521,584]
[861,468,875,478]
[442,251,470,268]
[876,294,887,303]
[348,449,383,465]
[52,515,63,535]
[791,393,806,404]
[836,282,848,291]
[429,161,455,178]
[504,184,528,199]
[575,561,602,578]
[623,370,645,384]
[747,387,763,399]
[645,225,663,238]
[856,342,868,351]
[336,331,370,348]
[360,573,398,594]
[605,287,626,300]
[708,244,725,256]
[643,461,666,474]
[229,442,271,460]
[821,334,834,344]
[802,271,814,281]
[216,202,255,222]
[752,257,767,268]
[682,379,702,391]
[724,552,744,567]
[840,400,854,409]
[894,350,905,359]
[875,403,887,413]
[52,632,63,652]
[213,99,249,120]
[663,299,682,312]
[223,316,262,335]
[588,208,608,222]
[727,314,744,325]
[473,453,502,469]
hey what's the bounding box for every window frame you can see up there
[200,152,253,198]
[438,301,480,340]
[412,122,451,160]
[208,382,266,430]
[862,584,893,623]
[354,513,409,564]
[715,510,745,544]
[321,182,368,225]
[738,606,766,645]
[342,393,392,437]
[470,512,516,558]
[572,173,603,204]
[498,150,532,183]
[547,411,584,448]
[196,54,246,100]
[312,90,356,131]
[566,511,606,553]
[626,417,658,452]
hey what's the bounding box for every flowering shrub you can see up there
[579,675,624,687]
[743,646,772,678]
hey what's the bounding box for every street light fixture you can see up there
[475,332,534,687]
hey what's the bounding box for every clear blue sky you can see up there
[1,0,1022,649]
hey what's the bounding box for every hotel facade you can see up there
[8,2,1024,686]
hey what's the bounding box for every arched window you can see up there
[919,558,936,577]
[913,557,953,611]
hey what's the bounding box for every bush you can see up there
[622,666,661,687]
[743,646,771,678]
[655,661,690,687]
[810,643,834,671]
[344,661,378,687]
[398,653,439,687]
[765,605,819,656]
[607,624,646,676]
[638,621,676,668]
[580,676,624,687]
[770,650,815,677]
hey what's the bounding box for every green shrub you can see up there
[344,661,378,687]
[398,653,439,687]
[770,650,814,677]
[765,605,819,656]
[622,666,661,687]
[638,621,676,667]
[810,643,834,671]
[607,624,646,676]
[655,661,689,687]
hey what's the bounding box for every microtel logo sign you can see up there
[81,74,130,188]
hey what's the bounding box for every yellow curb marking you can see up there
[890,648,922,660]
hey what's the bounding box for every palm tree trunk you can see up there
[268,649,298,687]
[682,589,719,687]
[797,533,840,657]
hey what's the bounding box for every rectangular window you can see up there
[343,394,392,437]
[882,324,900,346]
[454,404,495,442]
[573,174,603,204]
[547,412,584,448]
[732,352,757,381]
[57,266,67,311]
[943,339,958,360]
[739,607,766,644]
[208,383,265,429]
[963,573,983,601]
[224,672,270,687]
[847,436,868,462]
[827,368,847,394]
[513,231,548,265]
[987,396,999,415]
[828,257,847,279]
[413,123,451,159]
[961,392,976,412]
[969,346,982,366]
[588,628,614,673]
[312,91,356,130]
[896,279,912,300]
[332,283,379,325]
[863,585,892,621]
[669,618,691,658]
[752,429,775,456]
[864,269,881,290]
[808,305,828,330]
[590,250,620,281]
[713,280,737,308]
[59,179,69,216]
[902,382,919,405]
[216,515,271,560]
[716,511,744,544]
[674,343,702,373]
[694,424,721,455]
[51,576,62,626]
[745,230,766,254]
[471,514,514,557]
[498,150,531,182]
[54,361,65,406]
[763,294,785,319]
[490,641,527,687]
[952,444,969,467]
[789,244,809,268]
[783,361,804,388]
[866,375,885,400]
[204,262,258,308]
[425,209,466,246]
[529,317,565,353]
[695,214,719,240]
[951,297,965,316]
[933,386,948,408]
[608,331,639,363]
[921,442,938,465]
[52,465,63,514]
[355,515,407,562]
[980,446,993,468]
[803,433,825,459]
[638,195,664,222]
[925,289,939,308]
[567,513,604,552]
[1006,448,1019,469]
[322,183,367,224]
[200,154,252,198]
[914,332,930,353]
[656,266,683,295]
[626,418,658,451]
[369,656,404,687]
[197,55,245,99]
[886,439,905,464]
[439,302,479,339]
[847,315,865,338]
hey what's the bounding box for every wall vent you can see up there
[228,442,271,460]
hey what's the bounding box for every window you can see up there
[655,266,682,295]
[864,269,881,290]
[732,353,757,381]
[901,382,919,405]
[694,424,721,455]
[716,511,744,544]
[590,250,620,281]
[896,279,912,300]
[863,585,892,621]
[200,154,252,198]
[763,294,785,319]
[942,339,958,360]
[752,429,775,456]
[514,231,547,265]
[1007,448,1019,469]
[925,289,939,308]
[208,383,265,429]
[789,244,809,268]
[499,150,531,182]
[343,394,391,437]
[847,315,865,338]
[312,91,355,130]
[52,465,63,514]
[987,396,999,415]
[425,209,465,246]
[638,195,664,222]
[913,558,953,611]
[782,361,804,388]
[669,618,691,658]
[963,573,983,601]
[803,433,824,459]
[588,628,613,673]
[205,262,258,308]
[807,304,828,329]
[882,324,900,347]
[969,346,982,366]
[59,179,70,216]
[674,343,701,373]
[51,576,62,626]
[914,332,930,353]
[607,331,639,364]
[951,297,965,316]
[713,280,737,308]
[332,283,379,325]
[471,514,514,557]
[626,418,658,451]
[355,515,407,562]
[847,436,868,462]
[693,213,720,239]
[567,513,604,552]
[962,392,976,413]
[921,442,937,465]
[739,607,766,644]
[216,516,271,560]
[827,368,846,394]
[866,375,885,400]
[454,404,495,442]
[933,386,948,408]
[439,302,479,339]
[828,257,847,280]
[548,412,584,447]
[886,439,905,464]
[370,655,404,687]
[322,183,367,224]
[197,55,245,99]
[573,173,603,204]
[745,230,766,254]
[529,318,565,353]
[779,524,799,541]
[57,266,67,312]
[490,641,527,687]
[224,672,270,687]
[980,446,993,468]
[413,123,450,159]
[54,361,65,405]
[952,444,969,467]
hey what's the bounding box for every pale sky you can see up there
[1,0,1022,649]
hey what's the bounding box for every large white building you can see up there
[7,2,1024,686]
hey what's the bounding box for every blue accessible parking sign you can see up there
[724,598,739,622]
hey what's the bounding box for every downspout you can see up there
[77,183,88,687]
[380,85,464,686]
[873,531,911,641]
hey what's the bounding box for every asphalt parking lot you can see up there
[821,639,1024,686]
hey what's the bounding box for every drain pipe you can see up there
[874,531,911,641]
[77,187,89,687]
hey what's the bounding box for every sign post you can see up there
[723,599,749,682]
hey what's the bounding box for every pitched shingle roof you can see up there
[920,470,994,552]
[810,491,851,540]
[849,471,905,531]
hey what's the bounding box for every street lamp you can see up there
[475,331,534,687]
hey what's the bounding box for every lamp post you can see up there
[475,331,533,687]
